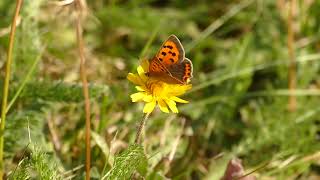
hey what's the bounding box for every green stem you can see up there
[6,47,44,113]
[0,0,23,178]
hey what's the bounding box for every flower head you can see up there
[127,59,192,114]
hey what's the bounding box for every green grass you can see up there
[1,0,320,179]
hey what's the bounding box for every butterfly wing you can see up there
[149,35,184,75]
[156,35,185,65]
[167,58,193,84]
[149,35,192,84]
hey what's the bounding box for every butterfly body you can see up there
[147,35,193,84]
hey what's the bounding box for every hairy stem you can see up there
[0,0,23,178]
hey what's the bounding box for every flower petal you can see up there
[143,100,156,113]
[170,96,189,103]
[141,59,149,72]
[143,94,153,102]
[158,99,169,113]
[137,66,148,82]
[135,86,145,92]
[165,99,178,113]
[130,92,145,102]
[168,84,192,96]
[127,73,141,85]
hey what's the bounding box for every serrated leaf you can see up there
[103,144,148,180]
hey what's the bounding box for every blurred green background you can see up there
[0,0,320,179]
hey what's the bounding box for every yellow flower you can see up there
[127,59,192,114]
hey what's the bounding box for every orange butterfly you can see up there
[147,35,193,84]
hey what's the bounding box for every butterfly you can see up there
[147,35,193,84]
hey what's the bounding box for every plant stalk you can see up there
[135,113,150,144]
[0,0,23,178]
[75,0,91,179]
[287,0,296,111]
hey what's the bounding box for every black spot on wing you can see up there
[170,58,174,63]
[167,45,173,49]
[161,52,166,56]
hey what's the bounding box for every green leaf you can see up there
[103,144,148,180]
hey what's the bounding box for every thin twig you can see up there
[61,164,84,178]
[50,0,74,6]
[9,143,30,179]
[135,113,150,144]
[75,0,91,179]
[168,118,185,162]
[160,116,175,146]
[163,118,186,173]
[235,160,270,180]
[287,0,296,111]
[47,112,61,152]
[266,151,320,176]
[0,0,23,178]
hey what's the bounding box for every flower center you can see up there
[146,79,166,97]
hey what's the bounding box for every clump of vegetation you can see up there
[1,0,320,179]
